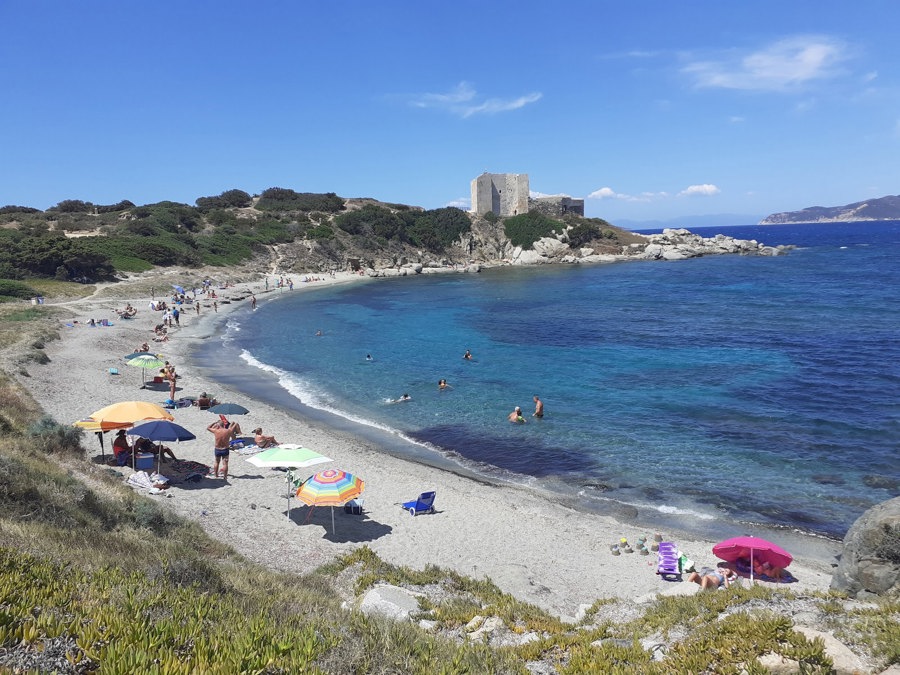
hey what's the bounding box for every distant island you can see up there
[760,194,900,224]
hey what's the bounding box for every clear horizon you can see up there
[2,1,898,222]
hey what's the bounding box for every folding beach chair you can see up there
[401,491,436,516]
[656,541,681,580]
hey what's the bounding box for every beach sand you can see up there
[19,271,840,620]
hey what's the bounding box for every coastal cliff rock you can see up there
[831,496,900,598]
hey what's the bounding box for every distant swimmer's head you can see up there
[515,407,521,413]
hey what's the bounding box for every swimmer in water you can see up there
[508,406,526,423]
[366,354,373,361]
[395,393,411,403]
[463,349,472,360]
[438,379,451,390]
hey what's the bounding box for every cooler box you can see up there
[135,453,154,470]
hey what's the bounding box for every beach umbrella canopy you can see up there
[247,445,332,469]
[128,420,195,442]
[172,284,185,294]
[128,419,196,473]
[295,468,364,533]
[713,536,793,581]
[89,401,174,424]
[208,403,250,416]
[126,354,166,387]
[73,418,133,433]
[73,417,132,460]
[295,469,364,507]
[123,351,156,361]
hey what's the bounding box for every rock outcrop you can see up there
[831,496,900,598]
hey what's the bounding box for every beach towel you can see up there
[164,459,211,483]
[127,471,154,490]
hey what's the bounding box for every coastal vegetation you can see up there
[0,187,641,284]
[0,290,896,672]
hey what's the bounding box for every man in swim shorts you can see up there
[533,395,544,418]
[207,421,237,479]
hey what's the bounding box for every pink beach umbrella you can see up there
[712,535,793,582]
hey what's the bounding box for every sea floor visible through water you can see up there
[193,221,900,543]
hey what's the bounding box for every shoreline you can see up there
[19,269,841,619]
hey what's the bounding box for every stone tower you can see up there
[470,173,529,217]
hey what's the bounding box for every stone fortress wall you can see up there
[470,172,584,218]
[470,173,529,217]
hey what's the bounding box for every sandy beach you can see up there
[20,270,841,621]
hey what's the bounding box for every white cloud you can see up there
[678,184,721,197]
[530,190,571,199]
[587,187,667,202]
[729,115,745,123]
[445,197,471,209]
[409,81,542,118]
[683,35,850,91]
[588,185,719,201]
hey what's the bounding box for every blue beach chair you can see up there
[401,491,436,516]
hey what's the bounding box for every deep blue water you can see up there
[201,221,900,539]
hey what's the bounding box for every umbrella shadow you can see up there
[288,506,393,543]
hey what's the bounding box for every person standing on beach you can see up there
[533,395,544,418]
[251,294,257,310]
[207,421,236,479]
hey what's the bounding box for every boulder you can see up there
[792,627,867,675]
[831,496,900,598]
[358,584,423,621]
[531,237,568,257]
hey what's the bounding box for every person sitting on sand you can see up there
[112,429,132,466]
[688,564,737,590]
[253,427,279,449]
[136,437,177,461]
[508,406,526,423]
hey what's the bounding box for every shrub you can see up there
[0,279,37,300]
[568,221,600,248]
[95,199,135,214]
[0,205,41,214]
[52,199,93,213]
[504,211,560,249]
[196,189,253,211]
[482,211,499,224]
[26,415,84,456]
[257,188,345,212]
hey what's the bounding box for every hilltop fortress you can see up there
[470,172,584,218]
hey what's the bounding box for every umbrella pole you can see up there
[750,549,754,584]
[331,506,335,534]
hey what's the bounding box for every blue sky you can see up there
[2,1,899,225]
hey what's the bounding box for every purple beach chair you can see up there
[656,541,681,580]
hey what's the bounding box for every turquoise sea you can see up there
[194,221,900,541]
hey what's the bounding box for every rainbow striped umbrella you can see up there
[295,469,364,533]
[295,469,364,507]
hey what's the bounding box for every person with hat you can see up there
[112,429,132,466]
[508,406,526,423]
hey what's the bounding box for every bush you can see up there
[0,205,41,215]
[0,279,37,300]
[503,211,560,249]
[256,188,345,212]
[96,199,136,214]
[52,199,93,213]
[568,221,600,248]
[196,189,253,211]
[26,415,84,456]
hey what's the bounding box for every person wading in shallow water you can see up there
[533,395,544,418]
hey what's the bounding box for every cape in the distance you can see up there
[760,194,900,224]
